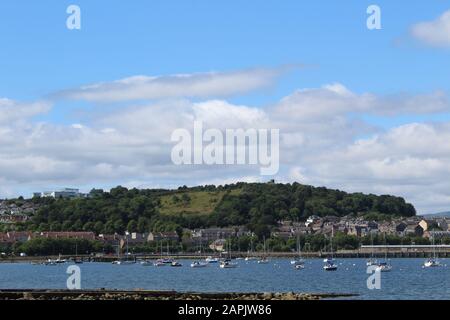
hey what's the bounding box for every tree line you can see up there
[4,182,415,240]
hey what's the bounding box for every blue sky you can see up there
[1,1,449,102]
[0,1,450,213]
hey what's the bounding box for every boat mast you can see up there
[432,235,436,260]
[330,228,334,259]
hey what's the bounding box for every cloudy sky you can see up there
[0,1,450,214]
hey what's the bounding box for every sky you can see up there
[0,1,450,214]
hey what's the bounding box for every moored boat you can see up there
[190,261,208,268]
[219,260,238,268]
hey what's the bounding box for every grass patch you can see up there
[158,189,242,215]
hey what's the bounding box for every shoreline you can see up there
[1,250,449,263]
[0,289,357,300]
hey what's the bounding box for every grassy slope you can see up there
[158,188,242,216]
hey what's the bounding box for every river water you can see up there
[0,258,448,300]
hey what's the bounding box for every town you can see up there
[1,188,449,257]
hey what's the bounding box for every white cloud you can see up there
[0,98,51,124]
[2,84,450,214]
[411,10,450,47]
[58,67,289,102]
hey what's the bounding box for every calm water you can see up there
[0,258,449,300]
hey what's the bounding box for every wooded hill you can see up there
[10,182,416,236]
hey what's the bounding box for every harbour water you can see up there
[0,258,449,300]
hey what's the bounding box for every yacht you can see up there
[376,233,392,272]
[220,260,238,268]
[423,236,441,268]
[171,261,183,267]
[154,259,167,267]
[245,237,257,261]
[112,236,136,265]
[376,261,392,272]
[424,258,441,268]
[220,239,238,269]
[44,259,57,266]
[366,233,378,266]
[291,236,305,269]
[257,237,270,264]
[323,230,338,271]
[323,261,338,271]
[205,256,219,263]
[190,261,208,268]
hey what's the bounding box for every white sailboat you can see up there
[191,241,208,268]
[376,233,392,272]
[220,239,238,268]
[257,237,270,264]
[291,236,305,270]
[154,242,169,266]
[323,229,338,271]
[423,236,441,268]
[113,237,135,265]
[205,256,219,263]
[366,233,378,266]
[245,237,257,261]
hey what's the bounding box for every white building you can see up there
[33,188,86,199]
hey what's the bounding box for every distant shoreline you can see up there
[1,249,449,263]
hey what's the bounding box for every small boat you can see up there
[44,259,57,266]
[257,237,270,264]
[323,229,338,271]
[291,236,305,268]
[171,261,183,267]
[219,260,238,268]
[161,258,174,264]
[376,233,392,272]
[154,259,167,267]
[323,262,338,271]
[190,261,208,268]
[114,260,136,265]
[220,240,238,268]
[366,233,378,266]
[423,236,441,268]
[245,238,257,261]
[55,254,67,264]
[376,261,392,272]
[295,263,305,270]
[205,256,219,263]
[113,236,136,265]
[424,258,441,268]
